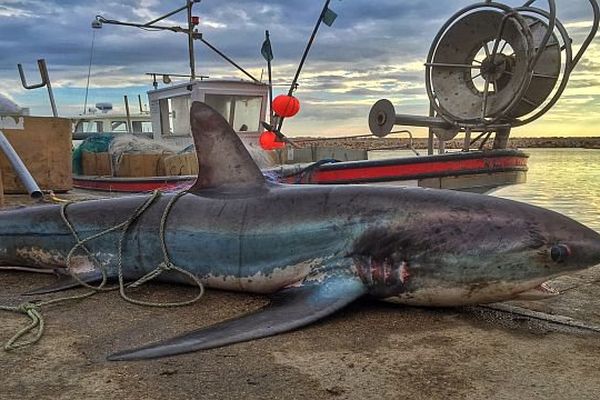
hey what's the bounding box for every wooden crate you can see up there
[82,151,112,176]
[115,153,166,177]
[0,116,72,193]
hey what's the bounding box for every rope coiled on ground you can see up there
[1,190,205,351]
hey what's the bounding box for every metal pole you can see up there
[0,130,43,199]
[124,95,132,133]
[187,0,196,80]
[18,59,58,117]
[278,0,331,133]
[138,95,144,113]
[199,37,259,82]
[428,104,435,155]
[17,63,45,90]
[287,0,331,97]
[144,4,188,26]
[438,138,446,155]
[38,60,58,117]
[493,127,511,149]
[265,30,274,126]
[463,128,472,151]
[83,30,96,115]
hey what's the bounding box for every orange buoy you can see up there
[259,131,285,150]
[272,95,301,118]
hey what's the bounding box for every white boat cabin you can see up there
[148,79,269,148]
[73,113,153,137]
[72,79,269,148]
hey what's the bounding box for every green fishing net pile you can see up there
[72,134,114,175]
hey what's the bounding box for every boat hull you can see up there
[73,149,528,194]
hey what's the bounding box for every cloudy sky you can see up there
[1,0,599,137]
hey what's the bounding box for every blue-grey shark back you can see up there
[1,102,600,361]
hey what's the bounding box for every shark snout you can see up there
[563,226,600,269]
[543,216,600,272]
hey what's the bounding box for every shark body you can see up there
[1,102,599,361]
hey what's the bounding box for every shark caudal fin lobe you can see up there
[189,102,265,192]
[107,276,366,361]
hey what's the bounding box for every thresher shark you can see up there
[1,102,600,361]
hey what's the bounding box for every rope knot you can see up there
[17,303,40,314]
[159,261,174,272]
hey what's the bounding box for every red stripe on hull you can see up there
[285,155,528,184]
[74,153,528,191]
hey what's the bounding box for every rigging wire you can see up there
[83,30,96,115]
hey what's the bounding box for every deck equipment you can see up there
[369,0,600,153]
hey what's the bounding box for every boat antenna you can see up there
[194,36,260,82]
[83,29,96,115]
[276,0,338,134]
[92,0,260,84]
[92,0,202,80]
[261,30,275,125]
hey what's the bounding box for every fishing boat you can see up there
[72,78,528,194]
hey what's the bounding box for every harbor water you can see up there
[370,148,600,233]
[494,148,600,233]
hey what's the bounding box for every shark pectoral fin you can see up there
[22,270,105,296]
[107,276,367,361]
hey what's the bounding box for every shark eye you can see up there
[551,245,571,263]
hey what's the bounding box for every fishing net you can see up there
[108,135,180,175]
[72,134,187,175]
[72,134,114,175]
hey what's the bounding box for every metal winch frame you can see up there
[369,0,599,153]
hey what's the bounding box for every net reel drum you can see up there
[369,0,599,151]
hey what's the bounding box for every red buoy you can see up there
[259,131,285,150]
[272,95,301,118]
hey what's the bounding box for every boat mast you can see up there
[186,0,197,80]
[93,0,202,81]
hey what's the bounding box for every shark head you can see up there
[351,191,600,306]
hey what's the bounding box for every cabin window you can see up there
[111,121,128,132]
[204,95,233,123]
[205,94,262,132]
[132,121,153,133]
[159,96,191,137]
[75,120,103,133]
[233,96,262,132]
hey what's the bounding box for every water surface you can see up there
[494,149,600,232]
[369,148,600,232]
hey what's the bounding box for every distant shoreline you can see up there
[291,136,600,151]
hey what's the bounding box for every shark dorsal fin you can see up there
[189,101,265,192]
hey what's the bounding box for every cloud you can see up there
[0,0,599,137]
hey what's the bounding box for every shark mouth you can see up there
[513,282,560,301]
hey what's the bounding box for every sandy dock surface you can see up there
[1,193,600,400]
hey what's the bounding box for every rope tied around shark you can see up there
[0,190,205,351]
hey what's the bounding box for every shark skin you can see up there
[1,102,600,361]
